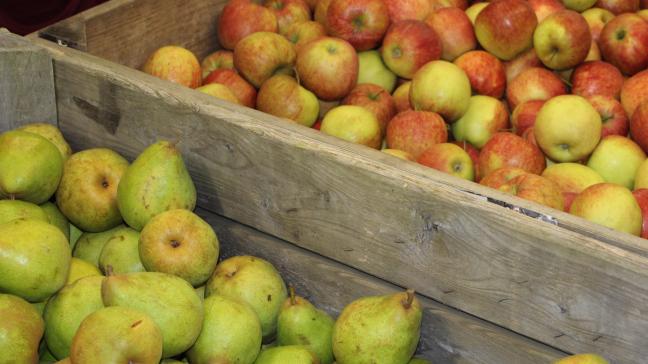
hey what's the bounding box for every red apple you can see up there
[480,167,528,187]
[142,46,201,89]
[571,61,624,100]
[256,74,320,126]
[314,0,333,29]
[201,50,234,80]
[581,7,615,42]
[503,48,543,84]
[511,100,545,136]
[541,162,605,211]
[384,0,431,21]
[621,69,648,119]
[465,2,489,24]
[451,140,480,179]
[632,188,648,238]
[506,67,567,110]
[595,0,640,14]
[521,126,539,148]
[327,0,391,51]
[428,0,469,11]
[425,7,476,61]
[380,20,443,79]
[474,0,538,61]
[533,10,592,70]
[417,143,475,181]
[196,83,241,104]
[478,131,546,177]
[599,13,648,75]
[284,21,327,52]
[234,32,297,88]
[312,119,323,130]
[203,69,257,108]
[587,95,629,138]
[382,148,416,160]
[265,0,311,35]
[386,110,448,159]
[528,0,565,22]
[303,0,317,10]
[217,0,278,50]
[453,50,506,99]
[342,83,397,134]
[630,101,648,153]
[498,173,565,210]
[392,81,413,112]
[642,0,648,8]
[296,37,359,101]
[570,182,643,235]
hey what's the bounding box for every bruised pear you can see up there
[332,289,422,364]
[70,306,163,363]
[277,287,334,364]
[0,130,63,204]
[117,141,196,230]
[40,202,70,241]
[254,345,320,364]
[102,271,203,358]
[18,123,72,161]
[0,293,44,364]
[0,218,71,302]
[56,148,129,232]
[0,199,48,225]
[139,209,219,286]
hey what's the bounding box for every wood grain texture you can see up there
[39,0,226,69]
[203,208,565,364]
[34,38,648,363]
[0,29,56,131]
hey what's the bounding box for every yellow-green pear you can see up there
[553,353,609,364]
[69,223,83,250]
[39,340,57,361]
[187,295,262,364]
[195,285,206,300]
[66,258,102,285]
[206,256,288,342]
[254,345,319,364]
[409,359,432,364]
[0,218,71,302]
[0,199,49,225]
[117,141,197,230]
[40,202,70,241]
[332,289,422,364]
[102,271,203,358]
[32,299,48,316]
[70,306,163,363]
[0,293,44,364]
[44,275,104,359]
[73,225,127,267]
[56,148,129,232]
[139,209,219,286]
[18,123,72,161]
[98,226,144,274]
[0,130,63,204]
[277,287,334,364]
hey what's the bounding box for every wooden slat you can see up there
[202,208,565,363]
[0,29,56,131]
[35,39,648,363]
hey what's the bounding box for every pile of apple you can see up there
[142,0,648,238]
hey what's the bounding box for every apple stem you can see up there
[289,285,296,305]
[403,289,415,309]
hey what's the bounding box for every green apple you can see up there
[451,95,509,149]
[570,183,642,236]
[357,50,397,93]
[534,95,601,162]
[465,2,488,24]
[409,60,471,122]
[320,105,382,149]
[587,135,646,189]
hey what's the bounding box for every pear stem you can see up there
[403,289,416,309]
[105,264,114,277]
[289,285,297,305]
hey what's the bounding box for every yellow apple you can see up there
[321,105,382,149]
[541,163,605,193]
[451,95,509,148]
[587,135,646,189]
[633,158,648,190]
[410,60,471,122]
[196,84,241,105]
[465,2,488,24]
[553,353,609,364]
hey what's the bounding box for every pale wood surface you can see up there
[203,208,565,363]
[0,29,56,130]
[33,38,648,363]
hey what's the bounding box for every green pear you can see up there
[195,285,206,300]
[56,148,129,232]
[0,130,63,204]
[40,202,70,241]
[55,358,70,363]
[18,123,72,161]
[70,306,163,363]
[69,223,83,250]
[39,339,57,362]
[553,353,610,364]
[409,359,432,364]
[66,257,102,285]
[139,209,219,286]
[0,199,49,225]
[98,226,144,274]
[0,294,44,363]
[277,287,334,364]
[187,295,262,364]
[117,141,196,230]
[254,345,319,364]
[102,271,203,358]
[0,218,71,301]
[73,225,126,267]
[32,299,48,316]
[332,289,422,364]
[160,360,185,364]
[205,256,287,342]
[43,275,104,359]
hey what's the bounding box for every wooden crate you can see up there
[24,2,648,361]
[0,28,568,364]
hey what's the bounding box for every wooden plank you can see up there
[202,208,565,364]
[0,29,56,131]
[35,39,648,363]
[37,0,226,69]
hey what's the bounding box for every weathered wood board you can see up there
[32,36,648,363]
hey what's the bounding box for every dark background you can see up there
[0,0,107,35]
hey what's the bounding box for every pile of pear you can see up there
[0,123,429,364]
